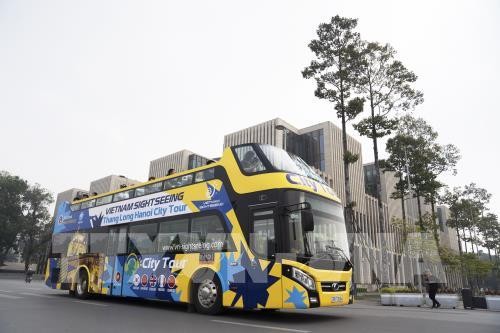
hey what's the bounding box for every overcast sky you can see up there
[1,0,499,214]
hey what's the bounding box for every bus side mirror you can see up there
[301,209,314,232]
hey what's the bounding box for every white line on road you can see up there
[73,300,109,307]
[0,293,23,299]
[211,320,311,333]
[19,292,55,298]
[0,289,13,293]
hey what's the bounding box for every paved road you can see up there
[0,278,498,333]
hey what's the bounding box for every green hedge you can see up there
[380,287,419,294]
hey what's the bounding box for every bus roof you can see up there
[72,156,222,205]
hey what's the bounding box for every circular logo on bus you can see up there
[167,274,176,289]
[149,274,157,288]
[115,272,121,282]
[133,274,140,287]
[159,275,167,288]
[141,274,148,287]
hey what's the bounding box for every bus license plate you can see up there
[331,296,343,303]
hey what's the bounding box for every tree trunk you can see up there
[430,198,439,246]
[456,227,463,255]
[399,174,408,250]
[462,228,468,253]
[468,228,475,254]
[369,93,390,284]
[400,175,407,222]
[472,227,480,255]
[416,193,423,230]
[338,71,355,258]
[0,249,8,267]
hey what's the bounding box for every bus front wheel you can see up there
[75,271,89,299]
[193,272,222,315]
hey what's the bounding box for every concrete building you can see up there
[149,150,210,179]
[363,163,432,226]
[53,188,87,216]
[89,175,139,195]
[224,118,366,210]
[437,205,460,252]
[223,118,410,286]
[363,163,461,253]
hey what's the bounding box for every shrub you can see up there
[380,287,419,294]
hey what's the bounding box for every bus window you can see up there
[89,230,108,254]
[250,210,276,258]
[190,215,231,252]
[164,174,193,190]
[128,223,158,255]
[157,218,189,253]
[135,182,163,197]
[134,187,146,197]
[70,203,81,212]
[194,169,215,183]
[67,232,88,256]
[113,189,134,202]
[107,226,127,255]
[96,195,112,206]
[52,233,74,256]
[234,146,266,173]
[80,199,95,209]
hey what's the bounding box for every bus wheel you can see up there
[193,273,222,315]
[76,271,89,299]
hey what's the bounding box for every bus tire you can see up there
[75,270,89,299]
[192,270,222,315]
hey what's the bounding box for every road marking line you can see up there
[73,300,109,307]
[0,289,13,293]
[0,293,23,299]
[211,320,311,333]
[19,292,55,298]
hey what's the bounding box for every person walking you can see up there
[25,266,34,283]
[425,271,441,308]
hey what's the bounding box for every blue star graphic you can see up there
[285,286,307,309]
[230,247,279,309]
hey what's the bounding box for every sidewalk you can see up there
[0,262,44,280]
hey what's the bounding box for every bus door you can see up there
[248,204,282,309]
[107,226,127,296]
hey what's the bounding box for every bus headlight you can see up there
[292,267,316,291]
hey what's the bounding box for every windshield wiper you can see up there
[325,245,350,262]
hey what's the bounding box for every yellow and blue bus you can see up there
[46,143,352,314]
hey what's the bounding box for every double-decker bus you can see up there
[46,143,352,314]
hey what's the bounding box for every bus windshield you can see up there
[285,192,351,270]
[257,144,327,185]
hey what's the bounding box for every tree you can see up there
[478,213,499,262]
[302,15,364,254]
[0,171,28,266]
[385,116,459,232]
[441,187,466,255]
[19,184,54,273]
[461,253,493,289]
[353,42,423,282]
[463,183,491,254]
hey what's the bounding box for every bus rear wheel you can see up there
[75,271,89,299]
[193,273,222,315]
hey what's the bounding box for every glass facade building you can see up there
[285,129,325,172]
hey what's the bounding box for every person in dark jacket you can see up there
[425,271,441,308]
